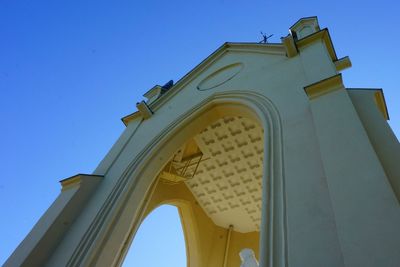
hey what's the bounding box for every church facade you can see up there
[5,17,400,267]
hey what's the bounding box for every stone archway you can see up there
[134,114,266,267]
[71,91,286,267]
[7,17,400,267]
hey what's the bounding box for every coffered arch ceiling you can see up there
[159,115,263,233]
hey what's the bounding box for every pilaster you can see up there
[305,78,400,266]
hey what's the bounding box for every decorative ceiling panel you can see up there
[185,116,264,233]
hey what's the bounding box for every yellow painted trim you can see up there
[60,175,82,191]
[334,56,352,72]
[296,29,337,61]
[281,35,297,58]
[136,101,153,119]
[304,74,344,100]
[121,111,142,126]
[374,90,390,120]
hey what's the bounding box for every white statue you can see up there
[239,248,259,267]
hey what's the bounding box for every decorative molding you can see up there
[374,90,389,120]
[60,175,82,190]
[304,74,344,100]
[225,43,285,56]
[347,88,389,120]
[281,35,298,58]
[296,28,338,62]
[136,101,153,119]
[121,111,141,126]
[334,56,352,72]
[197,63,244,91]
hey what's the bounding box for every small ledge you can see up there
[334,56,352,72]
[281,35,298,58]
[347,88,389,120]
[374,90,389,120]
[136,101,153,119]
[121,111,141,126]
[121,100,154,127]
[60,174,104,191]
[304,74,344,100]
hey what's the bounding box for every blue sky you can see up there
[0,0,399,265]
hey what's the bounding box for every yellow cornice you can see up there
[296,28,338,62]
[60,175,82,190]
[348,88,390,120]
[374,90,389,120]
[334,56,352,72]
[281,35,297,58]
[304,74,344,100]
[121,111,142,126]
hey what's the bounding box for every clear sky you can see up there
[1,0,399,265]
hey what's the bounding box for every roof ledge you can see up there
[59,174,103,191]
[304,74,344,100]
[281,35,298,58]
[347,88,389,120]
[335,56,352,72]
[136,101,153,119]
[374,90,389,120]
[121,111,141,126]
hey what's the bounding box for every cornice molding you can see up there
[281,35,298,58]
[334,56,352,72]
[347,88,390,120]
[374,90,389,120]
[121,111,141,126]
[304,74,344,100]
[296,28,338,62]
[60,174,104,191]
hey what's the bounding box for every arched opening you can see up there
[121,114,264,267]
[88,93,286,267]
[121,205,186,267]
